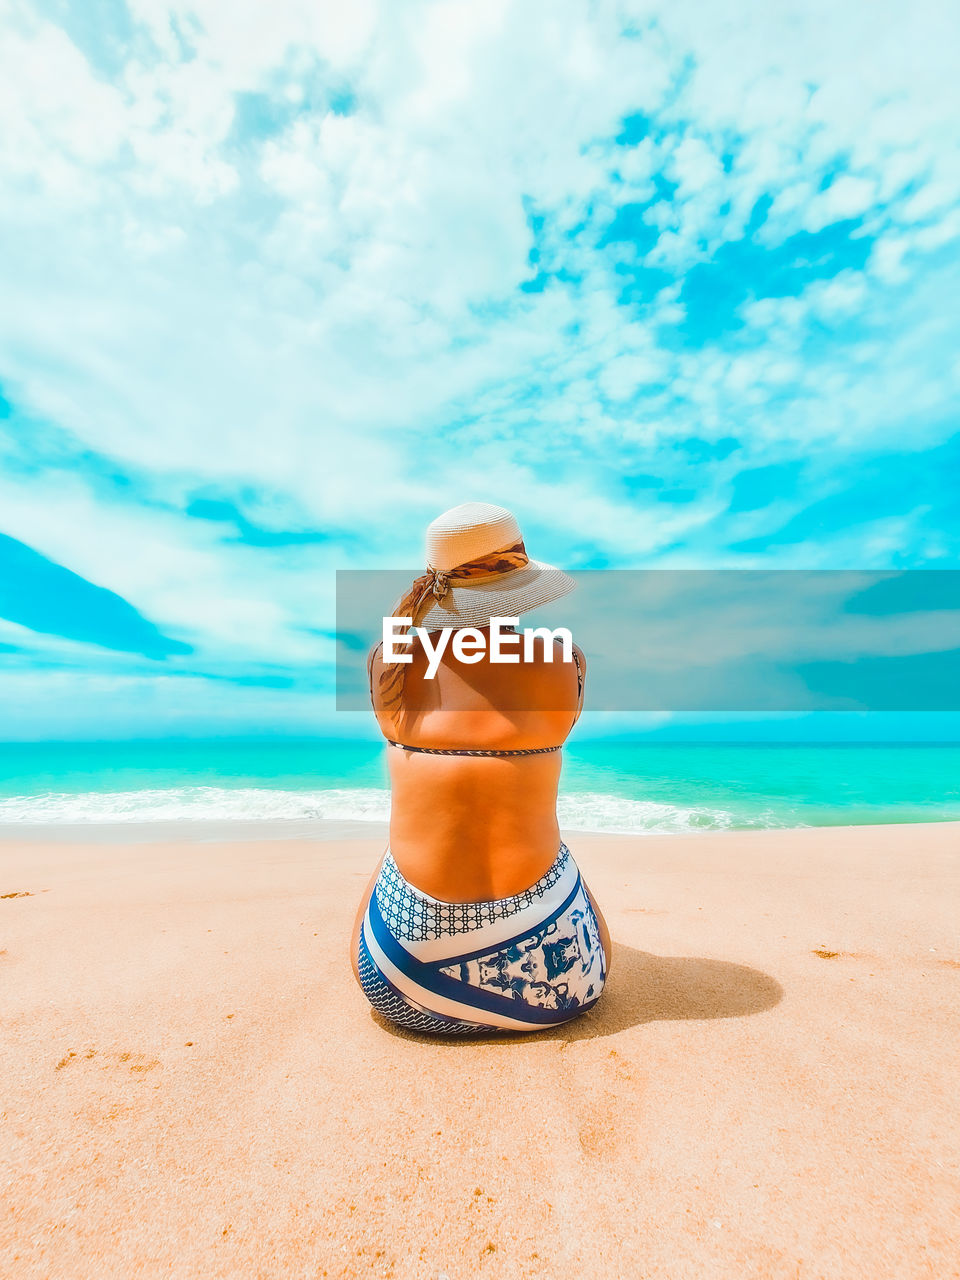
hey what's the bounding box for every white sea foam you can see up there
[560,793,800,832]
[0,785,796,834]
[558,792,743,834]
[0,786,392,825]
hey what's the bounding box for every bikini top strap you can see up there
[386,740,561,757]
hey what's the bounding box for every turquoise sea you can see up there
[0,740,958,834]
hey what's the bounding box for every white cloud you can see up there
[806,175,878,229]
[808,271,868,317]
[0,469,340,666]
[126,0,378,83]
[0,9,126,202]
[599,352,667,401]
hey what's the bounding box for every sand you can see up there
[1,821,958,1280]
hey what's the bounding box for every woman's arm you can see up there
[582,878,612,978]
[349,852,387,987]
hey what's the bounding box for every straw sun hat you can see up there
[401,502,576,632]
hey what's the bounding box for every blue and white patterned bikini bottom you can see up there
[357,842,607,1036]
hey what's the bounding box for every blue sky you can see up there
[0,0,958,739]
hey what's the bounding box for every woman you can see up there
[350,501,611,1035]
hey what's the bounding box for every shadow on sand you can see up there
[369,940,784,1046]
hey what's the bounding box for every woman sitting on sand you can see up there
[350,502,611,1035]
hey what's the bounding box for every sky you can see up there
[0,0,958,739]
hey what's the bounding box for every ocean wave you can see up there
[0,786,392,825]
[557,792,798,833]
[558,792,738,834]
[0,785,797,834]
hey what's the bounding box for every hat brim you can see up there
[415,560,577,632]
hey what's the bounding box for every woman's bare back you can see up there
[368,628,583,900]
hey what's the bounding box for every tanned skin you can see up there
[350,627,612,985]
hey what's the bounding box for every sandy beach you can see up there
[2,821,958,1279]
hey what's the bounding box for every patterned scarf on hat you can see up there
[376,539,529,726]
